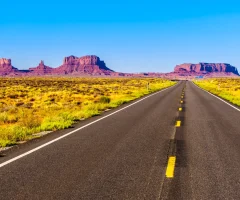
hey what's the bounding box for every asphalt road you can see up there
[0,81,240,200]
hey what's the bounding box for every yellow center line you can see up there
[166,156,176,178]
[181,96,184,98]
[176,120,181,127]
[179,107,182,111]
[180,100,183,104]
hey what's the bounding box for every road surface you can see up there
[0,81,240,200]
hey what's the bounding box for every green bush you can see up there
[99,96,111,103]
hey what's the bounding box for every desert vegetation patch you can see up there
[194,78,240,106]
[0,77,175,147]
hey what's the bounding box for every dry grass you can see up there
[194,78,240,106]
[0,77,176,147]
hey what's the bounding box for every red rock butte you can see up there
[174,63,239,76]
[0,58,19,75]
[29,60,53,75]
[54,55,113,75]
[0,55,114,76]
[0,56,239,78]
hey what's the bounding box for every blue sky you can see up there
[1,0,240,73]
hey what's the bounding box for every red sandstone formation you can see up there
[53,55,113,75]
[0,55,114,76]
[0,58,20,75]
[29,60,54,75]
[0,56,239,78]
[174,63,239,76]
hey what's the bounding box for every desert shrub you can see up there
[0,139,16,147]
[11,126,31,141]
[15,102,24,107]
[23,102,33,108]
[99,96,111,103]
[0,112,8,123]
[0,125,33,147]
[19,94,27,97]
[19,114,42,129]
[110,100,128,107]
[40,115,74,131]
[8,94,18,99]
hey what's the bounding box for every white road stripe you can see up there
[0,83,178,168]
[192,82,240,112]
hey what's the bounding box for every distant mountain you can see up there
[0,55,114,76]
[0,57,239,78]
[29,60,54,75]
[54,55,113,75]
[174,63,239,76]
[0,58,20,75]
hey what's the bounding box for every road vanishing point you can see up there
[1,81,240,200]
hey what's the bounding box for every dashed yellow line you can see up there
[165,87,185,179]
[176,120,181,127]
[166,156,176,178]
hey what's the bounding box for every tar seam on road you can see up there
[0,83,179,169]
[192,82,240,112]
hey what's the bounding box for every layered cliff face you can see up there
[29,60,53,74]
[0,55,114,76]
[174,63,239,75]
[55,55,113,75]
[0,58,19,75]
[1,56,239,77]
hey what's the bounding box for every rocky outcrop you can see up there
[29,60,53,74]
[174,63,239,75]
[1,56,239,78]
[0,58,20,75]
[54,55,113,75]
[0,55,114,76]
[0,58,11,66]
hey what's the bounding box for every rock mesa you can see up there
[174,63,239,75]
[54,55,113,75]
[0,58,19,75]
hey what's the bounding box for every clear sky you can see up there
[1,0,240,73]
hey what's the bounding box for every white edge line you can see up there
[0,83,179,168]
[192,81,240,112]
